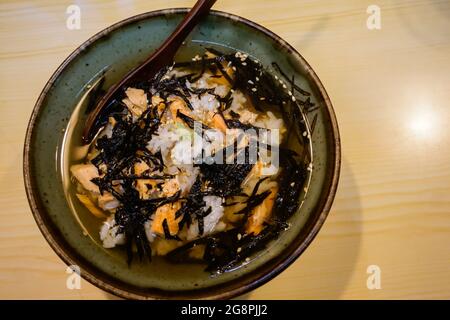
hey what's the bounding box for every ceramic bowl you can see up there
[23,9,340,299]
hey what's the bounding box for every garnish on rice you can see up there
[70,48,312,274]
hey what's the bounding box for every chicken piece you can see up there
[75,194,106,219]
[97,192,120,211]
[123,87,147,117]
[151,201,182,236]
[151,95,166,115]
[70,163,100,193]
[245,186,277,235]
[125,87,147,109]
[151,95,164,106]
[168,97,192,123]
[162,178,180,197]
[133,161,158,199]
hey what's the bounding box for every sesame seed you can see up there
[274,75,278,80]
[232,66,237,71]
[302,131,307,137]
[237,247,242,253]
[282,84,287,89]
[245,257,251,262]
[237,233,242,240]
[242,62,247,66]
[259,97,266,101]
[291,96,296,102]
[290,182,295,187]
[288,90,292,96]
[248,80,254,85]
[227,61,232,67]
[255,77,260,81]
[251,88,257,92]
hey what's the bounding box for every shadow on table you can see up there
[238,158,363,299]
[292,15,330,51]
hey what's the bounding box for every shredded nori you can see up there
[84,47,313,273]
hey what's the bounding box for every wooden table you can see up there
[0,0,449,299]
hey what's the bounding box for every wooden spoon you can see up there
[82,0,217,143]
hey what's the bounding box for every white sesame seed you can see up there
[279,79,283,84]
[245,257,251,262]
[288,90,292,96]
[251,88,257,92]
[259,97,266,101]
[242,62,247,66]
[290,182,295,187]
[255,76,259,81]
[237,247,242,253]
[282,84,287,89]
[227,61,232,67]
[302,131,307,137]
[292,96,296,102]
[274,75,278,80]
[237,233,242,240]
[248,80,254,85]
[232,66,237,71]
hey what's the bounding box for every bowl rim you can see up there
[23,8,341,300]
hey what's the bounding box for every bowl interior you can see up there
[25,9,339,299]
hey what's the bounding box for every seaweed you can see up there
[198,146,254,198]
[81,47,313,272]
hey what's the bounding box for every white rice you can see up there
[187,195,225,240]
[100,217,126,248]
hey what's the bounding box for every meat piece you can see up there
[123,87,147,117]
[151,201,182,236]
[70,163,100,193]
[245,186,277,235]
[97,192,120,211]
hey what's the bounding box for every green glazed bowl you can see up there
[24,9,340,299]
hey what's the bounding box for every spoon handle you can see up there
[129,0,217,79]
[82,0,217,143]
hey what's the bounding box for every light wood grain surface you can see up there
[0,0,449,300]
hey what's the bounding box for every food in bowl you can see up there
[69,48,312,274]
